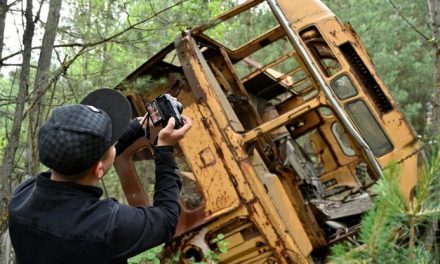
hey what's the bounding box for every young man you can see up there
[8,89,192,264]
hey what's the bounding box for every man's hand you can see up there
[157,115,192,146]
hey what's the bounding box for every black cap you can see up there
[38,89,131,175]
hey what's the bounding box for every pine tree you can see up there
[330,143,440,263]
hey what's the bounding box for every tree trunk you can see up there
[0,0,35,262]
[429,0,440,139]
[83,0,92,81]
[0,0,7,71]
[25,0,63,176]
[428,2,440,261]
[100,1,113,78]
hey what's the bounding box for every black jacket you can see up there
[8,120,181,264]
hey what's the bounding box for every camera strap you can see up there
[143,113,159,146]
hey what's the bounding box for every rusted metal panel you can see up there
[237,160,312,263]
[241,98,321,144]
[177,102,241,217]
[260,172,313,255]
[274,0,333,27]
[175,36,208,102]
[175,32,312,263]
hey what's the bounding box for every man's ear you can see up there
[92,161,105,179]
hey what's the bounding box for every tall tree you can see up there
[330,159,440,263]
[0,0,19,70]
[0,0,40,262]
[429,0,440,138]
[25,0,63,175]
[0,0,8,70]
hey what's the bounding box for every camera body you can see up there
[145,94,184,129]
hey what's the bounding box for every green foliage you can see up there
[0,69,27,166]
[59,0,230,91]
[128,245,164,264]
[140,234,229,264]
[204,1,277,50]
[121,75,168,92]
[329,147,440,263]
[188,234,229,264]
[99,166,127,203]
[202,234,229,264]
[213,233,228,254]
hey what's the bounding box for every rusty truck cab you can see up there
[113,0,424,263]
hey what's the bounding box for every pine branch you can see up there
[414,208,440,218]
[408,203,415,262]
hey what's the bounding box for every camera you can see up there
[145,94,184,129]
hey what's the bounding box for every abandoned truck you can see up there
[112,0,424,263]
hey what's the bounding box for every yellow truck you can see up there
[113,0,424,262]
